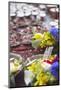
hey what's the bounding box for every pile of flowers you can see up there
[25,55,59,86]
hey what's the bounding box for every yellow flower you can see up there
[32,33,43,40]
[36,72,44,80]
[41,75,49,83]
[27,61,51,86]
[27,63,36,73]
[35,72,49,86]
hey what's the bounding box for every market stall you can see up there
[9,2,59,88]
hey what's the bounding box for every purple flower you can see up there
[50,61,59,79]
[49,26,59,41]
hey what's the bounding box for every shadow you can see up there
[4,85,8,88]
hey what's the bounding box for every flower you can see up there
[49,26,59,41]
[27,62,36,73]
[27,61,43,74]
[26,58,58,86]
[31,32,55,48]
[50,61,59,79]
[32,33,43,40]
[34,71,50,86]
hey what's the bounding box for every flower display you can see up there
[25,56,57,86]
[31,32,55,48]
